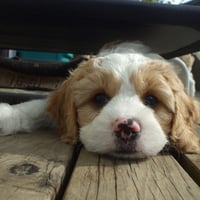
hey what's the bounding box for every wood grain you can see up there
[64,150,200,200]
[0,130,74,200]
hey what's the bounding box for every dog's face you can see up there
[47,43,200,159]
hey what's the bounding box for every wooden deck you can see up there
[0,130,199,200]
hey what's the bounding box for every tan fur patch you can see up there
[46,59,97,144]
[47,58,121,141]
[131,60,175,133]
[73,60,121,126]
[131,60,200,153]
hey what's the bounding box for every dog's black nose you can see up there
[113,118,141,141]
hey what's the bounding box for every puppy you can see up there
[0,42,199,159]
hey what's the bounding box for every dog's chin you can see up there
[102,140,157,159]
[86,145,152,160]
[96,145,162,159]
[109,138,146,159]
[81,136,166,160]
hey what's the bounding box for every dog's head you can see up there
[47,42,200,159]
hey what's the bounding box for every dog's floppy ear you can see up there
[47,76,78,144]
[170,77,200,153]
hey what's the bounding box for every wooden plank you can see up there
[64,150,200,200]
[0,130,74,200]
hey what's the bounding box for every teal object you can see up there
[18,51,74,62]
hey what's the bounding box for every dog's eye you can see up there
[93,93,110,106]
[144,95,158,108]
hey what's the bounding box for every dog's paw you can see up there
[0,103,18,135]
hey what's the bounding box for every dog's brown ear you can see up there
[46,76,78,144]
[170,82,200,153]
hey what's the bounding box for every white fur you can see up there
[98,41,162,60]
[97,53,148,96]
[0,99,51,135]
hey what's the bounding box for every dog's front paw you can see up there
[0,103,18,135]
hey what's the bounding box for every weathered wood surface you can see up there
[0,130,74,200]
[64,149,200,200]
[0,126,199,200]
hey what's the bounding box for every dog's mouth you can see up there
[106,137,145,159]
[107,138,168,159]
[115,138,137,154]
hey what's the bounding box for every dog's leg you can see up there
[0,99,52,135]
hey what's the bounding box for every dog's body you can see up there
[0,42,199,159]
